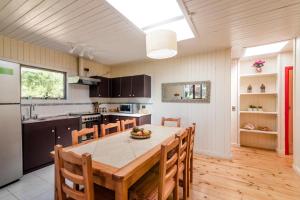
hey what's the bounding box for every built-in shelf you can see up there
[240,129,278,135]
[240,92,277,96]
[240,73,277,78]
[240,111,278,115]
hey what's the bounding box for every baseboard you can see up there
[293,164,300,176]
[195,149,232,160]
[231,143,240,147]
[276,148,285,156]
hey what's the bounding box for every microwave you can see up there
[119,104,138,114]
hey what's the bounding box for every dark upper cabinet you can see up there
[111,77,121,97]
[132,75,151,97]
[22,117,80,173]
[89,76,110,97]
[92,75,151,98]
[121,76,133,97]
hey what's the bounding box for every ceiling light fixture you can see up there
[243,41,288,57]
[146,30,177,59]
[69,46,76,54]
[105,0,194,41]
[79,49,85,57]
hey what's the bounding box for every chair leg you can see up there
[190,153,193,183]
[183,167,187,200]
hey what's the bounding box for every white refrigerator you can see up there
[0,60,23,186]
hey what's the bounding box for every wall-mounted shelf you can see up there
[240,92,277,96]
[240,111,278,115]
[240,73,277,78]
[240,129,278,135]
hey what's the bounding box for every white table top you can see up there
[69,124,182,168]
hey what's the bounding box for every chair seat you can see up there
[129,171,159,200]
[66,185,114,200]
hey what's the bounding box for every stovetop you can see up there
[69,112,101,116]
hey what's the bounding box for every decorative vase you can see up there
[260,84,266,93]
[247,84,252,93]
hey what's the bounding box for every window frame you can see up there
[21,65,67,100]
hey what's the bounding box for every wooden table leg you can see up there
[115,180,128,200]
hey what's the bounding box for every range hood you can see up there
[68,76,100,85]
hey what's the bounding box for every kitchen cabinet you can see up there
[89,76,110,97]
[132,75,151,98]
[111,77,121,97]
[120,75,151,98]
[22,117,80,173]
[121,76,132,97]
[56,118,80,147]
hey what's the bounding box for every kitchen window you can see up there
[21,66,66,99]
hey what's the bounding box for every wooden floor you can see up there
[188,146,300,200]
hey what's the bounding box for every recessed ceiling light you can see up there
[105,0,194,41]
[243,41,288,57]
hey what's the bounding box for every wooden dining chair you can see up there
[188,123,196,189]
[120,118,137,131]
[161,117,181,127]
[129,137,180,200]
[54,145,114,200]
[176,129,190,200]
[72,125,98,145]
[101,121,121,137]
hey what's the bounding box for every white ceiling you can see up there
[0,0,299,65]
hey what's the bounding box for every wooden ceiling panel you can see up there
[0,0,299,64]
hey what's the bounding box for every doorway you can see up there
[285,66,293,155]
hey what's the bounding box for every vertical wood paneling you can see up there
[3,36,11,58]
[0,35,83,75]
[18,40,24,61]
[111,50,232,158]
[0,35,3,57]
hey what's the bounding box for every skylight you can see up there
[243,41,288,57]
[106,0,194,41]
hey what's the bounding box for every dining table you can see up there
[53,124,183,200]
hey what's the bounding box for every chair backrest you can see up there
[101,121,121,137]
[161,117,181,127]
[72,125,98,145]
[176,129,189,167]
[189,123,196,154]
[54,145,94,200]
[120,118,137,131]
[158,137,180,200]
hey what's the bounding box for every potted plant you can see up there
[253,59,265,73]
[258,106,263,112]
[248,105,254,111]
[252,106,258,111]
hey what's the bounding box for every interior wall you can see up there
[294,38,300,175]
[111,49,232,159]
[231,59,239,145]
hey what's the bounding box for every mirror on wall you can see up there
[162,81,211,103]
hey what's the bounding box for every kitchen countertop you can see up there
[101,112,151,117]
[22,115,80,124]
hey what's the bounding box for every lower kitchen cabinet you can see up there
[22,117,80,173]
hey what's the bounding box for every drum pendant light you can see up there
[146,30,177,59]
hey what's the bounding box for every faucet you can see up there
[29,104,37,119]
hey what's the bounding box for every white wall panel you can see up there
[294,38,300,175]
[111,49,232,159]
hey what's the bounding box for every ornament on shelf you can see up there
[252,59,265,73]
[242,123,256,130]
[247,84,252,93]
[260,84,266,93]
[258,106,263,112]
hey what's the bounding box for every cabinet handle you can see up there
[129,94,131,97]
[99,94,101,97]
[57,136,61,139]
[67,127,71,130]
[118,94,120,96]
[51,130,55,133]
[132,94,135,96]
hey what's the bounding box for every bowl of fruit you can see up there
[131,127,152,139]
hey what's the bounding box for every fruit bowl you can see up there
[130,127,152,139]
